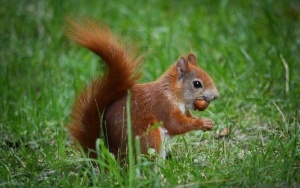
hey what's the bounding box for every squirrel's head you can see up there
[174,53,219,110]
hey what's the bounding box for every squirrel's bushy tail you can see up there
[66,18,141,157]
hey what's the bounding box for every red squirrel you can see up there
[66,19,219,160]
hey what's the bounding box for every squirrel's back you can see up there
[66,18,142,157]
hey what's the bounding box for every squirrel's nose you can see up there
[213,94,219,100]
[203,89,219,102]
[212,89,219,100]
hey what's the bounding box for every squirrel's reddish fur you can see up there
[66,18,219,160]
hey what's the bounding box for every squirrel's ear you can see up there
[187,53,197,66]
[176,57,189,80]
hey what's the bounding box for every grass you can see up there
[0,0,299,187]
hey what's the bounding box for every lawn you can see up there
[0,0,299,187]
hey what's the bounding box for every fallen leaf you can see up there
[218,127,231,138]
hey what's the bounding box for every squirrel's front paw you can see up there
[201,118,214,131]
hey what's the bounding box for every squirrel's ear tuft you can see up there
[176,57,189,80]
[187,53,197,66]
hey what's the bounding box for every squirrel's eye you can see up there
[193,81,202,88]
